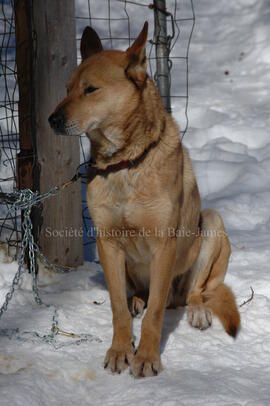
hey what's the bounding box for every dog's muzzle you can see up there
[48,109,67,135]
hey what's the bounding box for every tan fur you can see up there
[50,22,240,377]
[202,284,240,337]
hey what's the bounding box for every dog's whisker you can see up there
[64,120,81,136]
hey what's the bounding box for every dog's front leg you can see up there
[97,238,134,373]
[130,238,176,378]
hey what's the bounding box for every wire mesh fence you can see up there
[0,0,195,262]
[0,0,20,257]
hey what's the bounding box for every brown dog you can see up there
[49,22,240,378]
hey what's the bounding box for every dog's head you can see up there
[48,22,148,141]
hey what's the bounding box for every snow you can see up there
[1,0,270,404]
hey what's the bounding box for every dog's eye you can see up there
[84,86,98,95]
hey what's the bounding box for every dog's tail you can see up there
[203,283,240,337]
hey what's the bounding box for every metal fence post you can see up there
[153,0,171,113]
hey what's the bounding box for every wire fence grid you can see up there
[0,0,195,262]
[0,0,20,257]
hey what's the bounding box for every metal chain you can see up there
[0,208,35,317]
[0,186,102,347]
[0,305,101,349]
[35,244,75,274]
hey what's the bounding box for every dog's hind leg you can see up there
[186,227,217,331]
[126,263,149,318]
[128,291,148,318]
[186,209,240,336]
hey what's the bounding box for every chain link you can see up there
[0,187,102,347]
[35,244,75,274]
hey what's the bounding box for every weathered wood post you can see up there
[15,0,41,255]
[15,0,83,268]
[153,0,171,113]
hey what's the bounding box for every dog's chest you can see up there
[88,170,144,227]
[87,169,167,234]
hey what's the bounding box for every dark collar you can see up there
[86,136,161,183]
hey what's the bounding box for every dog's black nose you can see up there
[48,110,66,134]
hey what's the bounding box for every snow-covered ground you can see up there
[1,0,270,404]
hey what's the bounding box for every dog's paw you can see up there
[104,345,134,374]
[129,296,145,318]
[130,350,162,378]
[187,305,212,330]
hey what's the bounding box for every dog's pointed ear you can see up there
[80,26,103,61]
[125,22,148,88]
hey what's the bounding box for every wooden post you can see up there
[15,0,36,191]
[15,0,83,268]
[15,0,41,251]
[33,0,83,267]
